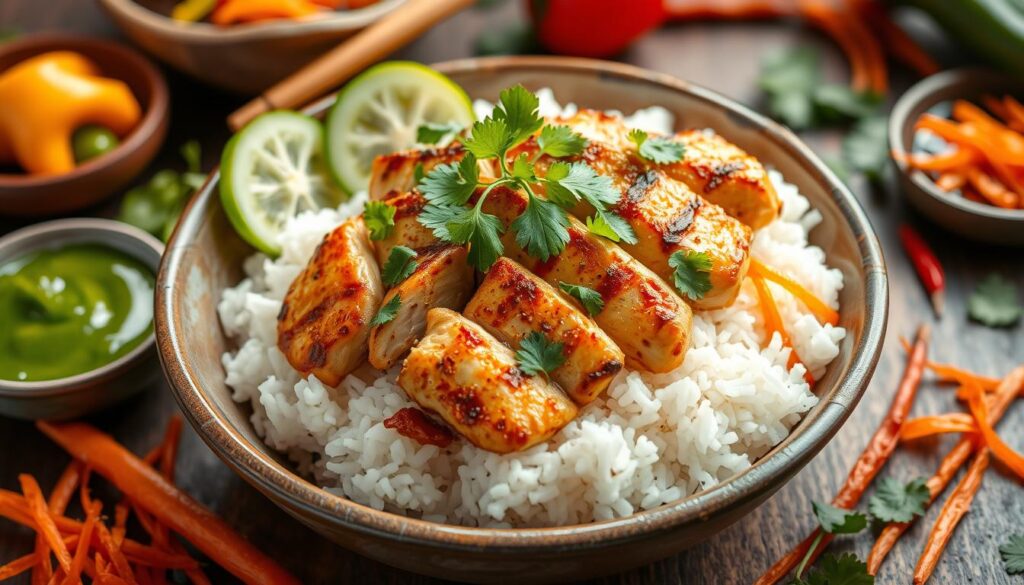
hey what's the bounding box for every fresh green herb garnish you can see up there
[968,273,1022,327]
[515,331,566,378]
[812,501,868,535]
[364,201,397,241]
[868,477,930,523]
[668,250,713,301]
[790,503,870,583]
[413,162,425,183]
[1000,533,1024,575]
[813,85,883,124]
[792,553,874,585]
[559,281,605,316]
[380,246,418,287]
[628,129,685,164]
[417,85,635,271]
[417,122,463,145]
[842,116,890,184]
[370,294,401,327]
[118,140,204,242]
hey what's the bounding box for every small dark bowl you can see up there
[0,34,169,217]
[889,68,1024,246]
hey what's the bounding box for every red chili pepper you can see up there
[527,0,666,58]
[898,224,945,318]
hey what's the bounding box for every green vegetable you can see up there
[364,201,397,241]
[904,0,1024,76]
[842,116,890,184]
[668,250,713,301]
[370,294,402,327]
[968,273,1022,327]
[812,501,868,535]
[417,122,464,145]
[118,141,204,242]
[72,125,120,163]
[792,553,874,585]
[559,281,605,316]
[627,129,685,164]
[380,246,418,287]
[0,244,154,382]
[759,47,819,130]
[868,477,930,523]
[1000,533,1024,575]
[475,22,538,56]
[514,331,566,378]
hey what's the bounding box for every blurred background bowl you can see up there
[97,0,407,95]
[0,34,169,217]
[889,68,1024,246]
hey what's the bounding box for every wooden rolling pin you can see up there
[228,0,475,131]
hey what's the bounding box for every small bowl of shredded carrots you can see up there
[890,68,1024,246]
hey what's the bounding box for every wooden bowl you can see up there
[156,57,888,583]
[889,68,1024,246]
[97,0,407,95]
[0,35,169,217]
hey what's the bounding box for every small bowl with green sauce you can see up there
[0,218,163,420]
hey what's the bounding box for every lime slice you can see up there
[220,111,343,256]
[325,61,475,195]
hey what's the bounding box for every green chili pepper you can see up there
[903,0,1024,75]
[117,141,205,242]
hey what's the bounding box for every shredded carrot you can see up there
[798,0,883,93]
[934,172,966,191]
[966,168,1019,209]
[749,259,840,326]
[913,447,989,584]
[112,503,130,547]
[845,0,938,76]
[895,147,979,172]
[0,547,51,580]
[62,501,101,585]
[158,416,183,483]
[1003,96,1024,130]
[983,95,1012,122]
[965,384,1024,480]
[37,421,300,585]
[897,337,1001,391]
[33,461,82,585]
[750,274,813,383]
[20,475,73,574]
[756,325,930,584]
[900,413,978,441]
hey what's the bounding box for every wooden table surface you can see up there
[2,2,1022,583]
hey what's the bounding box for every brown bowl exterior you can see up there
[890,68,1024,246]
[156,57,887,582]
[97,0,406,95]
[0,35,169,217]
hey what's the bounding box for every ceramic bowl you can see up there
[156,57,888,583]
[889,68,1024,246]
[0,35,169,217]
[0,218,164,420]
[97,0,406,95]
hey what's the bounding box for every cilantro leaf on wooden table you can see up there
[968,273,1022,327]
[759,47,819,130]
[668,250,713,301]
[1001,533,1024,575]
[868,477,930,523]
[559,281,605,316]
[370,294,401,327]
[812,501,868,534]
[842,116,890,184]
[796,553,874,585]
[380,246,418,287]
[628,129,685,164]
[515,331,566,377]
[364,201,396,241]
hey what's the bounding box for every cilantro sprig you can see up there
[868,477,929,523]
[370,294,401,327]
[1001,533,1024,575]
[559,281,604,316]
[381,246,418,287]
[628,129,685,164]
[515,331,566,378]
[364,201,396,241]
[417,85,635,272]
[668,250,713,301]
[968,273,1022,327]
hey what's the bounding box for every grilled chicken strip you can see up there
[399,308,578,453]
[465,257,624,405]
[278,218,383,387]
[372,190,440,267]
[368,244,474,370]
[368,144,465,202]
[479,186,692,373]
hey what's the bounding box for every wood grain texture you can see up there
[1,2,1022,583]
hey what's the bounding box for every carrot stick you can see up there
[897,338,1003,391]
[798,0,876,92]
[20,475,73,574]
[33,461,82,585]
[965,385,1024,480]
[935,172,966,191]
[62,501,101,585]
[749,259,840,326]
[983,95,1012,122]
[867,366,1024,575]
[756,324,930,584]
[0,548,51,580]
[158,417,183,483]
[912,447,990,584]
[846,0,939,76]
[751,274,813,382]
[1003,96,1024,129]
[895,147,979,172]
[113,503,130,547]
[966,168,1019,209]
[900,414,978,440]
[36,422,300,585]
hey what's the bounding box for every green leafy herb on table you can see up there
[364,201,397,240]
[417,85,635,272]
[789,502,872,583]
[868,477,930,523]
[968,274,1022,327]
[791,553,874,585]
[1001,533,1024,575]
[842,116,890,184]
[380,246,418,287]
[559,281,605,316]
[668,250,713,301]
[515,331,566,378]
[118,140,205,242]
[370,294,401,327]
[628,129,685,164]
[812,501,868,535]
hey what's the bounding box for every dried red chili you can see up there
[898,224,945,318]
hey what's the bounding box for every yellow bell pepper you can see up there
[0,51,141,175]
[211,0,324,26]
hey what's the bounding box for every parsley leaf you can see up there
[559,281,604,316]
[419,155,479,206]
[813,85,883,124]
[1000,533,1024,575]
[800,553,874,585]
[380,246,418,287]
[628,129,685,164]
[511,154,536,181]
[370,294,401,327]
[364,201,396,241]
[760,47,819,130]
[868,477,930,523]
[585,210,637,244]
[968,273,1022,327]
[446,206,504,271]
[511,196,570,261]
[668,250,713,301]
[545,161,620,208]
[812,501,868,535]
[538,124,587,158]
[492,85,543,145]
[515,331,566,377]
[463,118,514,161]
[417,122,463,145]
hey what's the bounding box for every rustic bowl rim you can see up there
[96,0,407,43]
[889,67,1024,222]
[0,33,170,190]
[157,56,887,552]
[0,218,164,398]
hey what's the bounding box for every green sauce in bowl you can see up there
[0,244,155,382]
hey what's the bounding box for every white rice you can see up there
[217,93,846,527]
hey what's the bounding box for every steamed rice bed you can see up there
[217,91,846,527]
